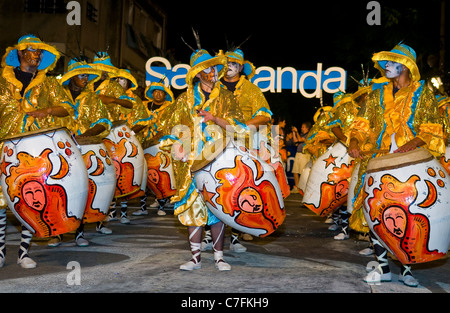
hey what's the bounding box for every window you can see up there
[24,0,66,14]
[87,1,98,23]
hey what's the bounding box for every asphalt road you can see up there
[0,193,448,298]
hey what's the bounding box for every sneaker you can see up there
[363,271,391,284]
[290,186,299,194]
[201,240,213,251]
[76,236,89,247]
[334,232,349,240]
[230,242,247,253]
[120,216,131,224]
[149,200,159,208]
[215,260,231,271]
[48,235,62,247]
[105,214,118,222]
[399,274,419,287]
[359,247,374,256]
[17,256,37,269]
[157,209,166,216]
[132,209,149,216]
[180,260,202,271]
[328,224,339,231]
[96,225,112,234]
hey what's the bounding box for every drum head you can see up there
[366,148,434,174]
[191,137,230,172]
[1,126,69,142]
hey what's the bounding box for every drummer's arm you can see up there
[99,95,133,109]
[246,116,270,128]
[332,126,347,143]
[394,137,425,153]
[27,106,69,118]
[197,110,230,130]
[79,124,106,137]
[348,137,363,159]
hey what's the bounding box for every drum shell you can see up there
[193,141,285,237]
[303,142,355,217]
[0,128,89,237]
[440,144,450,175]
[363,148,450,264]
[78,141,116,223]
[143,143,177,200]
[103,122,146,199]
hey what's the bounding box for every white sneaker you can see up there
[180,260,201,271]
[399,274,419,287]
[230,242,247,253]
[17,256,37,269]
[96,226,112,234]
[201,240,213,251]
[334,232,349,240]
[48,235,62,247]
[328,224,339,231]
[157,209,166,216]
[132,209,148,216]
[359,247,374,256]
[120,216,131,224]
[215,260,231,271]
[149,200,159,208]
[363,271,391,284]
[76,236,89,247]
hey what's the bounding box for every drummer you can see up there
[53,58,113,247]
[160,43,244,271]
[89,52,135,224]
[0,34,75,268]
[347,43,445,287]
[132,81,175,217]
[112,69,152,218]
[207,47,273,252]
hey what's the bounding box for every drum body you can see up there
[193,141,285,237]
[0,128,89,237]
[298,160,312,196]
[303,142,355,217]
[363,148,450,264]
[440,144,450,175]
[77,137,116,223]
[103,121,146,200]
[143,141,177,200]
[254,140,290,199]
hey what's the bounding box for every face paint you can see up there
[18,48,43,68]
[72,74,89,89]
[116,77,129,90]
[226,62,241,79]
[199,66,217,84]
[385,61,403,78]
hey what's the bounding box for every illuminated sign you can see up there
[145,57,346,98]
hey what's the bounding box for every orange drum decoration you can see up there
[103,121,146,200]
[303,142,355,217]
[193,140,285,237]
[363,148,450,264]
[254,140,290,199]
[440,145,450,175]
[77,137,116,223]
[143,140,177,200]
[0,127,89,237]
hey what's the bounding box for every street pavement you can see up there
[0,193,448,296]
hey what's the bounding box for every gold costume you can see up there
[304,106,335,160]
[91,79,133,122]
[161,82,244,227]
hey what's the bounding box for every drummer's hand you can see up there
[197,110,215,123]
[394,137,425,153]
[27,108,51,118]
[348,138,363,159]
[172,142,187,161]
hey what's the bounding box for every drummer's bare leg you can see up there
[363,231,391,284]
[334,206,350,240]
[180,226,202,270]
[230,228,247,253]
[0,209,6,267]
[211,221,231,271]
[17,226,36,269]
[120,201,130,224]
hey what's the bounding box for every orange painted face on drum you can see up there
[238,187,263,213]
[383,206,407,238]
[22,181,47,211]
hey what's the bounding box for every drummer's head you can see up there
[17,46,43,73]
[152,89,166,105]
[69,74,89,90]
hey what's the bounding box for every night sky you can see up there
[154,0,447,126]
